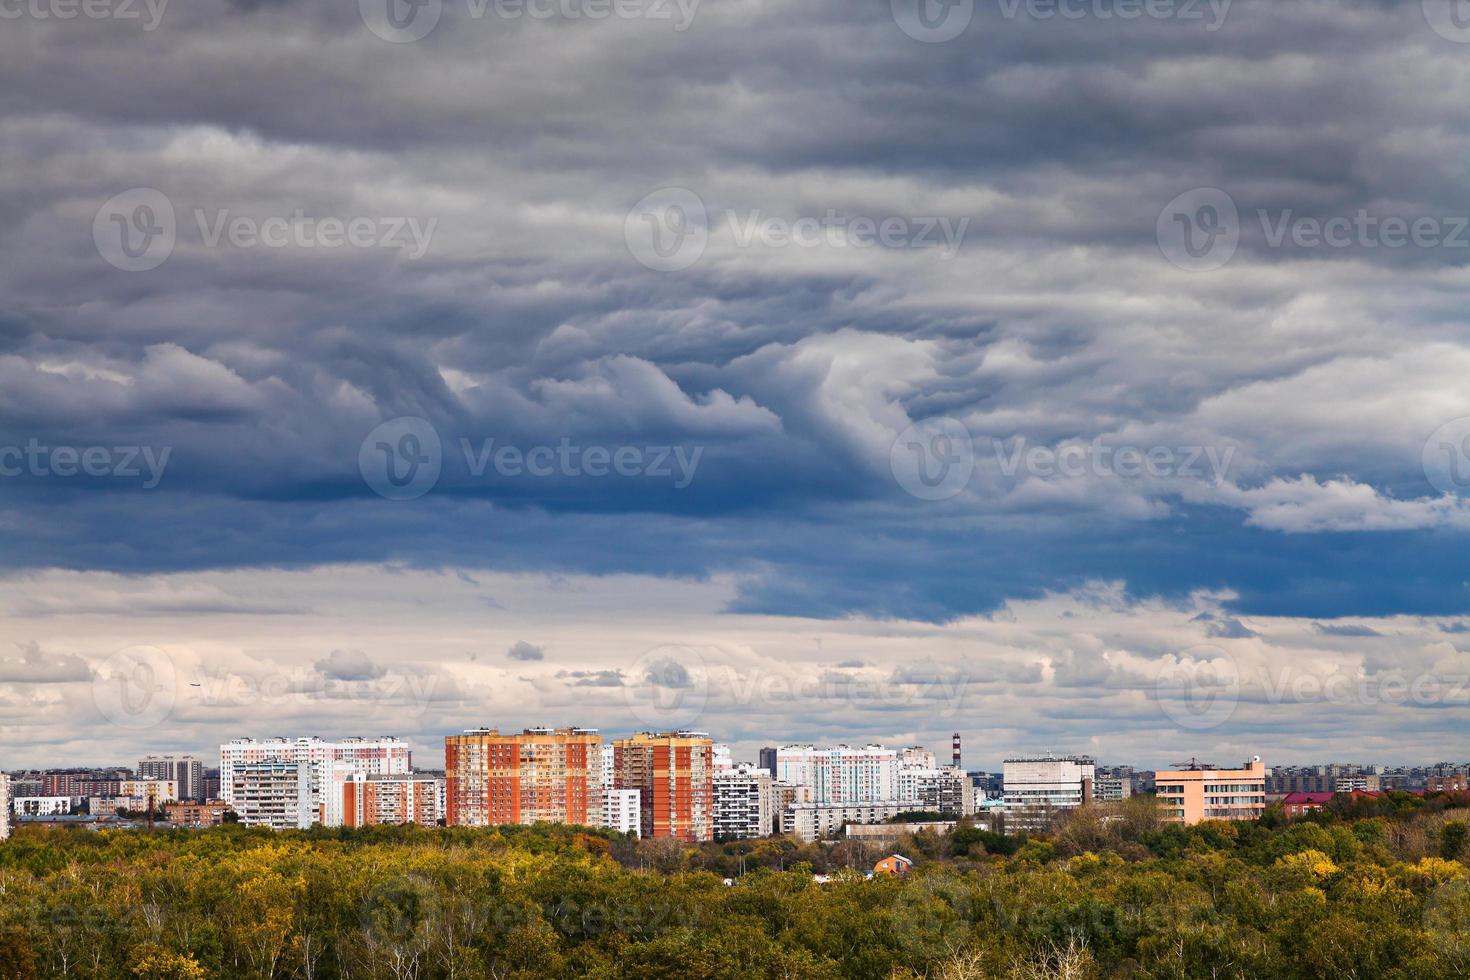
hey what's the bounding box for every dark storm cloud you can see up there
[0,0,1466,629]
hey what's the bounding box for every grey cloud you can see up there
[0,641,90,684]
[1316,623,1384,638]
[314,649,384,681]
[507,641,545,661]
[558,669,625,687]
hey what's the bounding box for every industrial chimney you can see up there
[952,732,962,769]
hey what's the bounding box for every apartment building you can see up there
[775,744,899,804]
[899,746,937,770]
[116,779,178,803]
[138,755,205,801]
[1002,756,1095,832]
[613,731,714,841]
[230,761,316,830]
[14,797,74,817]
[603,788,641,834]
[896,767,974,817]
[771,780,811,834]
[340,772,443,827]
[1156,757,1267,824]
[713,763,774,840]
[0,774,9,840]
[1265,764,1381,796]
[1092,766,1135,803]
[219,737,411,814]
[164,800,230,828]
[444,727,603,828]
[781,801,916,842]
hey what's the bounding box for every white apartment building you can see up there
[713,744,734,772]
[1002,756,1095,832]
[776,744,899,803]
[230,761,316,830]
[0,774,9,840]
[603,788,641,834]
[713,763,773,839]
[219,737,411,815]
[896,767,975,817]
[899,746,937,770]
[781,800,916,841]
[14,797,72,817]
[138,755,204,801]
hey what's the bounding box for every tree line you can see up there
[0,792,1466,979]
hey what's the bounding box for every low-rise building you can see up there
[1157,757,1266,824]
[1280,790,1383,817]
[165,800,231,827]
[14,796,73,817]
[782,801,917,841]
[874,854,914,877]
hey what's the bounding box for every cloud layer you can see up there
[1,0,1469,762]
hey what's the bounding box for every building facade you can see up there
[165,800,230,827]
[603,788,641,834]
[1265,764,1381,796]
[896,767,974,816]
[782,801,917,841]
[14,796,74,817]
[1093,766,1135,803]
[775,744,899,804]
[230,761,316,830]
[1157,758,1267,824]
[444,727,603,828]
[613,731,714,841]
[138,755,205,801]
[340,772,443,827]
[219,737,411,816]
[0,774,9,840]
[713,763,773,840]
[1002,756,1095,832]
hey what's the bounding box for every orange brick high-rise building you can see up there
[444,727,603,827]
[340,772,442,828]
[612,731,714,841]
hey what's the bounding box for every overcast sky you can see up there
[2,0,1469,771]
